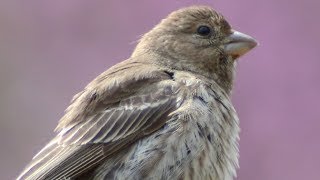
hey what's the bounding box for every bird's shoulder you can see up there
[56,59,178,131]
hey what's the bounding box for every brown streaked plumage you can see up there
[18,5,257,180]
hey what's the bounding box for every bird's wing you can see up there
[18,61,182,180]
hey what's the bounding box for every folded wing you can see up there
[18,61,182,180]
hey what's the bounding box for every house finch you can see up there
[18,5,257,180]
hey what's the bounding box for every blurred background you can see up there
[1,0,319,179]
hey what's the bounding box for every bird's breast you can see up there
[95,87,238,180]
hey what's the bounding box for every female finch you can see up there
[18,5,257,180]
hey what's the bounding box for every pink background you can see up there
[1,0,319,179]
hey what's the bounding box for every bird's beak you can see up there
[224,30,258,59]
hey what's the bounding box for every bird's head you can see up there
[132,6,257,93]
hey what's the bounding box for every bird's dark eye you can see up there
[197,26,211,36]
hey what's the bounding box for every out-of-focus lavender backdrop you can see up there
[1,0,319,179]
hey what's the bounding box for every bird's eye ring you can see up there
[197,26,211,36]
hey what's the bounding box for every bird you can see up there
[17,5,257,180]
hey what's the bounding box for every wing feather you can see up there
[18,62,180,180]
